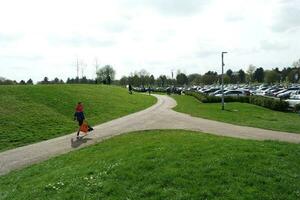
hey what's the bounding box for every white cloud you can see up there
[271,0,300,32]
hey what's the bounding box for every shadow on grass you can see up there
[70,137,93,148]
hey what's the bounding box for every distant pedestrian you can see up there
[128,84,133,94]
[148,86,151,95]
[74,102,93,138]
[167,87,171,95]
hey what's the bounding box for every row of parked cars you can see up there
[132,84,300,107]
[188,84,300,108]
[186,85,250,97]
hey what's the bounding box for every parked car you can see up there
[215,90,245,97]
[209,89,227,96]
[201,88,220,94]
[289,90,300,99]
[285,95,300,108]
[277,88,300,99]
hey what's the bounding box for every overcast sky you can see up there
[1,0,300,82]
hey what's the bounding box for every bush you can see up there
[185,91,289,112]
[294,104,300,112]
[249,96,288,111]
[184,91,207,102]
[184,91,249,103]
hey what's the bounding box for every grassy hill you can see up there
[0,84,156,151]
[0,130,299,199]
[173,95,300,133]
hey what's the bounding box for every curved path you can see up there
[1,94,300,175]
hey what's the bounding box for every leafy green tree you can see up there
[253,67,264,82]
[188,74,201,85]
[53,77,59,84]
[149,75,155,86]
[264,70,279,84]
[246,64,256,83]
[157,75,167,87]
[120,76,128,86]
[26,79,33,85]
[226,69,233,79]
[238,69,246,83]
[176,73,188,86]
[40,77,49,84]
[201,71,218,85]
[129,74,140,87]
[19,80,26,85]
[96,65,116,84]
[81,76,88,84]
[223,74,231,84]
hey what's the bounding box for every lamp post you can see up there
[221,52,228,110]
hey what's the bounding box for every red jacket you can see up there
[75,104,84,112]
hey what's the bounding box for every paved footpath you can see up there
[1,94,300,175]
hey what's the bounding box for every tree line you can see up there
[1,59,300,86]
[119,59,300,87]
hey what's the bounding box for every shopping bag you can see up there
[80,121,89,133]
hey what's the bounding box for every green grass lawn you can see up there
[173,95,300,133]
[0,84,156,151]
[1,130,300,199]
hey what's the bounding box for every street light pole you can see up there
[221,52,228,110]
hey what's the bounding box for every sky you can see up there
[1,0,300,82]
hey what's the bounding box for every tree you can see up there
[188,73,201,85]
[41,77,49,84]
[223,74,231,84]
[53,77,59,84]
[81,76,88,84]
[129,74,140,87]
[287,69,299,83]
[226,69,233,78]
[176,73,188,86]
[157,75,167,87]
[200,71,218,85]
[246,64,256,83]
[264,70,279,84]
[238,69,246,83]
[253,67,264,82]
[231,73,239,84]
[137,69,150,87]
[166,77,176,86]
[119,76,128,86]
[96,65,116,84]
[149,75,155,86]
[19,80,26,85]
[26,79,33,85]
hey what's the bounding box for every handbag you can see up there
[80,121,89,133]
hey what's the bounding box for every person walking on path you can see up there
[128,84,133,94]
[148,85,151,95]
[74,102,93,138]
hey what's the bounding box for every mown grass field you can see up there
[173,95,300,133]
[0,130,299,199]
[0,84,156,151]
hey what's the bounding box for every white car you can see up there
[285,98,300,108]
[215,90,245,97]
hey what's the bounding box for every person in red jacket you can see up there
[74,102,93,138]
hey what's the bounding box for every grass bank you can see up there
[0,130,299,199]
[0,84,156,151]
[173,95,300,133]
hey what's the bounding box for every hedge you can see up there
[184,91,289,112]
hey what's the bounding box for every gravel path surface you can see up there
[1,94,300,175]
